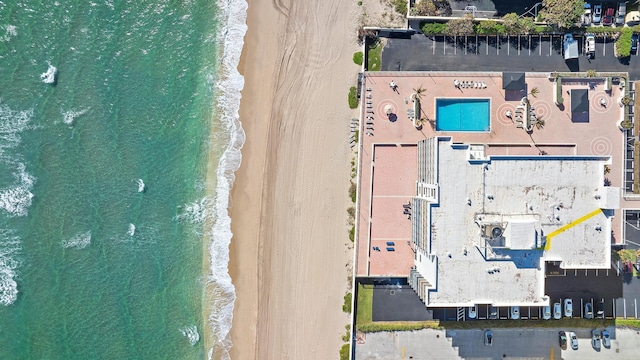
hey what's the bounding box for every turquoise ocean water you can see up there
[0,1,246,359]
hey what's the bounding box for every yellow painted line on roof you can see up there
[544,209,602,250]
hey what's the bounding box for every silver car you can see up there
[602,329,611,348]
[585,302,593,319]
[592,329,601,350]
[554,302,562,319]
[570,331,579,350]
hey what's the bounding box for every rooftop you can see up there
[419,137,618,306]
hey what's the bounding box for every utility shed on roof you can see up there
[571,89,590,122]
[502,72,526,90]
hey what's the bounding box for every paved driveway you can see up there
[381,34,640,80]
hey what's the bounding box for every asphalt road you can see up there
[381,34,640,80]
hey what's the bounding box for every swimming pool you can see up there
[436,98,490,132]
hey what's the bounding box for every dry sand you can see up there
[226,0,387,358]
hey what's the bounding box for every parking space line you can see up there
[624,298,627,318]
[432,36,435,55]
[476,35,478,55]
[486,35,488,55]
[497,36,500,55]
[518,36,521,56]
[549,36,552,56]
[444,37,446,54]
[613,298,616,318]
[596,269,598,276]
[454,36,456,55]
[507,35,510,56]
[465,36,467,55]
[539,35,542,56]
[636,299,638,319]
[603,41,606,57]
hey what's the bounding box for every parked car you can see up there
[586,33,596,59]
[489,305,498,319]
[604,7,615,25]
[485,330,493,346]
[593,4,603,24]
[617,2,627,25]
[597,299,605,318]
[510,306,520,319]
[632,34,638,55]
[570,331,579,350]
[564,298,573,317]
[559,331,568,350]
[554,302,562,319]
[469,305,477,319]
[543,305,552,320]
[592,329,601,350]
[585,302,594,319]
[602,329,611,348]
[584,3,592,25]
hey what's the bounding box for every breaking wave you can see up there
[0,163,35,217]
[0,102,32,160]
[207,0,247,358]
[180,325,200,345]
[128,223,135,237]
[175,197,210,225]
[40,64,57,84]
[137,178,145,193]
[61,231,91,249]
[0,229,22,306]
[62,107,89,125]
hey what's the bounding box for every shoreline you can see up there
[228,0,361,358]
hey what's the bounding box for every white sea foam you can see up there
[61,231,91,249]
[137,178,145,192]
[62,107,89,125]
[0,229,22,306]
[40,64,57,84]
[176,197,209,225]
[128,223,135,236]
[180,325,200,345]
[0,102,32,159]
[207,0,247,358]
[0,25,17,42]
[0,163,35,217]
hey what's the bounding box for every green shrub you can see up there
[367,41,382,71]
[339,344,350,360]
[420,22,447,35]
[343,292,352,313]
[349,226,355,242]
[555,79,563,105]
[353,51,363,65]
[348,86,358,109]
[357,1,362,5]
[349,182,357,202]
[445,16,474,36]
[474,20,506,35]
[616,28,633,58]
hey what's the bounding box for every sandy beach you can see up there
[227,0,366,358]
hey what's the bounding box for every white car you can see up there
[510,306,520,319]
[593,4,603,24]
[468,305,477,319]
[564,298,573,317]
[570,331,579,350]
[543,305,552,320]
[554,302,562,319]
[602,329,610,348]
[592,329,601,350]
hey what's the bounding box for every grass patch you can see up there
[367,41,382,71]
[349,182,357,203]
[356,283,373,327]
[343,292,352,313]
[349,226,355,242]
[390,0,407,15]
[358,321,441,332]
[353,51,363,65]
[615,318,640,329]
[616,28,633,58]
[348,86,358,109]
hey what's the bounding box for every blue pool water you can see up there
[436,98,490,132]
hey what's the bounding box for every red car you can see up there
[603,8,615,25]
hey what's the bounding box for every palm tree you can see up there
[528,87,540,98]
[412,85,427,100]
[534,117,545,130]
[604,165,611,175]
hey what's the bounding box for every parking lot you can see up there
[356,327,640,360]
[381,34,640,80]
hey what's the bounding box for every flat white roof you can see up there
[422,137,616,306]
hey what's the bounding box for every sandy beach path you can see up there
[229,0,359,358]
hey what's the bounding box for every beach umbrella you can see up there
[384,104,394,114]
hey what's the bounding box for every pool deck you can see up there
[356,71,630,277]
